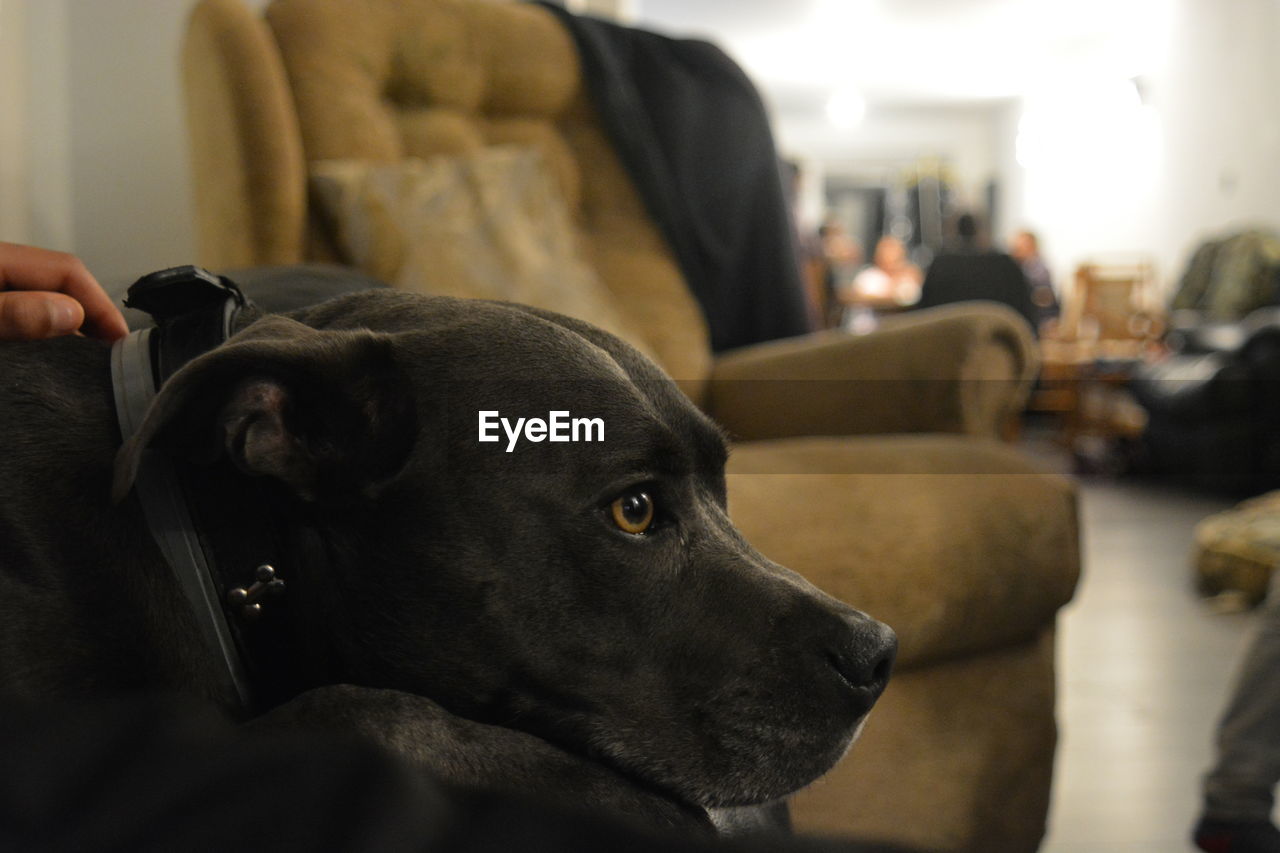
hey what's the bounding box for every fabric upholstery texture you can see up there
[181,2,1081,849]
[182,0,307,267]
[1194,490,1280,606]
[708,302,1036,440]
[264,0,712,394]
[726,436,1079,670]
[309,148,654,358]
[791,629,1059,851]
[1172,228,1280,321]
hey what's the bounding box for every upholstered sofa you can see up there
[1130,306,1280,494]
[181,1,1081,850]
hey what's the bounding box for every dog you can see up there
[0,289,896,834]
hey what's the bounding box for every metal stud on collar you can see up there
[227,564,285,621]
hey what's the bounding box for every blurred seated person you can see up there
[1010,228,1061,332]
[820,220,862,282]
[839,235,922,334]
[915,212,1039,336]
[844,235,923,309]
[819,219,863,328]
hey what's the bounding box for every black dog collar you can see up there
[111,266,280,711]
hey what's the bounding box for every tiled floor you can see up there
[1040,474,1269,852]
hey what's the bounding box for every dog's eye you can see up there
[610,490,655,535]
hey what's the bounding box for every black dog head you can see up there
[116,291,896,809]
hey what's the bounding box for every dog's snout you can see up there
[827,617,897,703]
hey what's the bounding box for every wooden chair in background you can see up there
[1031,258,1164,455]
[1061,259,1163,348]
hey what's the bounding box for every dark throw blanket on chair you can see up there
[541,4,811,353]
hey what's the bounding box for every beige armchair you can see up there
[182,1,1080,850]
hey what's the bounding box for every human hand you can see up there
[0,242,129,342]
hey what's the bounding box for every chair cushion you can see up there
[726,435,1080,669]
[265,0,712,390]
[1194,490,1280,606]
[309,148,653,359]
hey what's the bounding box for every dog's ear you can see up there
[113,315,416,504]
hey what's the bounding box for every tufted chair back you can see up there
[184,0,712,388]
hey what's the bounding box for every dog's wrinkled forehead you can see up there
[355,297,726,476]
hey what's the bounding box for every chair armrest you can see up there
[705,301,1037,440]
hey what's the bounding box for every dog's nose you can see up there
[827,616,897,709]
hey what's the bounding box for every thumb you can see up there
[0,291,85,340]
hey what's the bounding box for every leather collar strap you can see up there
[111,266,271,712]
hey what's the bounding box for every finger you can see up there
[0,242,129,341]
[0,291,86,341]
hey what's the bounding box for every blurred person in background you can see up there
[1010,228,1060,333]
[820,219,863,328]
[846,235,923,309]
[915,212,1039,335]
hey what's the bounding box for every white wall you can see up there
[1,0,30,244]
[19,0,204,286]
[65,1,199,285]
[22,0,73,251]
[1153,0,1280,291]
[999,0,1280,299]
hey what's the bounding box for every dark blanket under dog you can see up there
[541,4,811,353]
[0,694,918,852]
